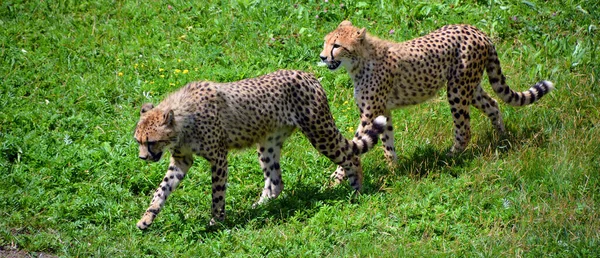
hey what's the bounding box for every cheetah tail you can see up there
[486,47,554,106]
[351,116,387,155]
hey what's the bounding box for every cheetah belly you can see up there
[386,77,446,109]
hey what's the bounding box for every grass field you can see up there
[1,0,599,256]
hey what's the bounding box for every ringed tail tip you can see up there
[542,80,555,92]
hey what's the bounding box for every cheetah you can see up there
[134,70,387,229]
[319,21,554,173]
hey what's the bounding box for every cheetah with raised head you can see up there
[134,70,387,229]
[319,21,554,172]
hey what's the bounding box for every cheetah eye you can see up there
[332,43,341,48]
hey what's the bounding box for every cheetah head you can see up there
[134,103,177,162]
[319,20,366,71]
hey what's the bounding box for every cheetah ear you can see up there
[140,103,154,115]
[338,20,352,27]
[162,109,175,127]
[356,28,366,40]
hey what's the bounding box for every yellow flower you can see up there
[179,34,187,40]
[160,75,165,78]
[348,127,354,132]
[134,63,139,68]
[194,68,199,71]
[174,69,181,74]
[118,72,123,76]
[169,83,175,86]
[177,59,182,63]
[159,68,165,72]
[183,69,189,74]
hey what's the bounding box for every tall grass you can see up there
[1,0,598,256]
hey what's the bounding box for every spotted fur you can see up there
[133,70,387,229]
[319,21,554,169]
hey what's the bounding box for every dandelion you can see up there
[160,75,165,78]
[183,69,189,74]
[134,63,139,68]
[169,83,176,86]
[178,59,182,62]
[159,68,165,72]
[118,72,124,76]
[348,127,354,133]
[174,69,182,74]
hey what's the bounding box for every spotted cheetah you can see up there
[134,70,387,229]
[319,21,554,172]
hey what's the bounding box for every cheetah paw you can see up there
[136,214,154,230]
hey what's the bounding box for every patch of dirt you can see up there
[0,247,57,258]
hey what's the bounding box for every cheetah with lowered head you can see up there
[319,21,554,170]
[134,70,387,229]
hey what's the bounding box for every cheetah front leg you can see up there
[137,154,193,230]
[380,111,397,166]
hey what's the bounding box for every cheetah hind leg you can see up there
[252,129,292,208]
[472,84,505,135]
[329,115,388,186]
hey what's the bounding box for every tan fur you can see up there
[320,21,554,167]
[133,70,387,229]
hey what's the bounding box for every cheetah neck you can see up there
[346,35,389,81]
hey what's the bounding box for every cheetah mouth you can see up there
[149,152,163,162]
[326,61,341,70]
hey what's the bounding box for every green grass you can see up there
[1,0,599,256]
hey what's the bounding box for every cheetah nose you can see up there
[319,55,327,62]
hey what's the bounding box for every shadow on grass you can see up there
[190,124,552,235]
[174,181,356,236]
[360,123,552,194]
[227,181,352,224]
